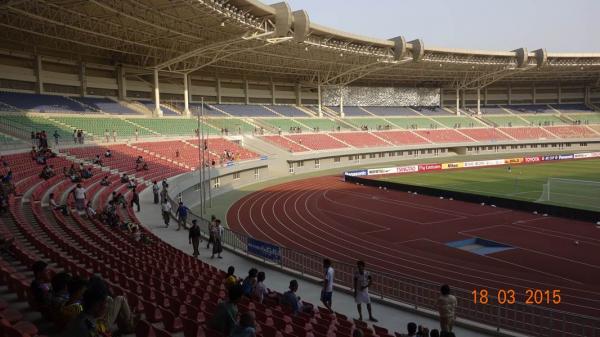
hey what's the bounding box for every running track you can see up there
[227,175,600,319]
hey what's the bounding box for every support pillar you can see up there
[455,88,460,115]
[439,89,444,108]
[484,88,488,106]
[79,62,86,97]
[558,85,562,104]
[532,85,537,104]
[244,80,250,104]
[295,83,301,106]
[339,86,345,118]
[317,83,322,117]
[585,86,591,106]
[508,86,512,105]
[35,55,43,94]
[271,82,276,105]
[461,89,466,110]
[117,65,126,100]
[183,73,191,117]
[477,88,481,115]
[216,78,222,104]
[153,68,162,117]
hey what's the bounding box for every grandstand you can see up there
[0,1,600,337]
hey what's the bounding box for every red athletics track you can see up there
[227,175,600,318]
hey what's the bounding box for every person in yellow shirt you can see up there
[224,266,238,290]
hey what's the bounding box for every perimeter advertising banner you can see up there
[559,154,574,160]
[524,156,542,163]
[542,155,560,161]
[464,159,505,168]
[247,238,281,264]
[396,165,419,173]
[367,167,398,176]
[504,157,524,164]
[345,169,368,177]
[418,163,442,172]
[442,162,465,170]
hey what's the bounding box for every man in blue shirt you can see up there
[175,201,188,231]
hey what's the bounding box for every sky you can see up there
[264,0,600,53]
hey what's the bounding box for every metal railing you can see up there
[166,195,600,337]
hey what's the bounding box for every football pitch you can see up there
[378,159,600,211]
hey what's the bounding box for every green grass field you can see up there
[378,159,600,211]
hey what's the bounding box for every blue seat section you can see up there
[480,106,510,114]
[0,91,95,113]
[73,97,140,115]
[361,106,419,116]
[551,104,593,113]
[413,106,451,115]
[334,106,370,116]
[268,105,309,117]
[505,104,553,114]
[137,101,180,116]
[212,104,278,116]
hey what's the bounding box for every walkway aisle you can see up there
[137,187,495,337]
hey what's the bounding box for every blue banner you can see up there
[558,154,574,160]
[542,155,560,161]
[247,238,281,263]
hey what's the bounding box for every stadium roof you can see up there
[2,0,600,89]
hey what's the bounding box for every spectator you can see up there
[48,272,72,321]
[134,129,138,141]
[175,201,189,231]
[353,329,364,337]
[189,219,202,257]
[57,276,88,329]
[120,173,129,183]
[224,266,237,290]
[230,311,256,337]
[142,162,149,171]
[100,176,110,186]
[93,155,103,166]
[437,284,457,332]
[161,199,172,228]
[112,129,116,142]
[354,260,377,322]
[253,271,269,304]
[61,278,110,337]
[104,129,110,143]
[160,184,168,204]
[49,193,69,215]
[130,188,140,212]
[429,329,440,337]
[88,276,136,334]
[321,258,334,311]
[104,149,112,158]
[86,202,96,219]
[152,181,159,204]
[81,167,93,179]
[72,183,86,211]
[30,260,51,310]
[207,215,216,249]
[211,219,223,258]
[209,284,243,335]
[53,130,60,146]
[281,280,311,315]
[127,178,137,189]
[241,268,258,297]
[406,322,417,337]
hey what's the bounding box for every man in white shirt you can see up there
[161,200,172,227]
[437,284,457,332]
[72,184,86,211]
[354,260,377,322]
[152,181,159,204]
[320,258,334,311]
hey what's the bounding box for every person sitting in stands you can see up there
[209,284,243,335]
[48,272,72,323]
[224,266,238,290]
[30,261,52,312]
[36,151,47,165]
[100,176,110,186]
[93,155,103,166]
[81,167,93,179]
[135,163,141,171]
[142,162,149,170]
[104,149,112,158]
[70,170,81,183]
[49,193,69,215]
[241,268,258,298]
[230,311,256,337]
[56,276,87,330]
[135,156,143,164]
[40,165,53,180]
[128,178,137,189]
[30,147,37,160]
[281,280,312,315]
[120,173,129,183]
[115,193,126,208]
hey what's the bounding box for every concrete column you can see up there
[153,68,162,117]
[79,62,86,97]
[484,87,488,105]
[216,78,222,104]
[295,83,301,106]
[476,88,481,115]
[439,89,444,108]
[532,86,536,104]
[461,89,466,110]
[558,85,562,104]
[271,82,276,105]
[585,86,591,106]
[339,86,344,117]
[244,80,250,104]
[117,65,126,100]
[35,55,43,94]
[455,88,460,115]
[317,83,322,117]
[508,86,512,105]
[183,73,191,117]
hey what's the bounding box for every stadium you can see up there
[0,0,599,337]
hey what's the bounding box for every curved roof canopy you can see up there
[1,0,599,88]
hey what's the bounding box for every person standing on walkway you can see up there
[152,181,159,204]
[104,129,109,143]
[72,184,86,212]
[211,219,223,258]
[437,284,457,333]
[175,201,188,231]
[354,260,377,322]
[134,129,139,141]
[112,129,117,142]
[130,188,140,212]
[53,130,60,146]
[161,199,171,228]
[207,215,216,249]
[321,258,334,311]
[189,219,202,257]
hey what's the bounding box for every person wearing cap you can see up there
[189,219,202,257]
